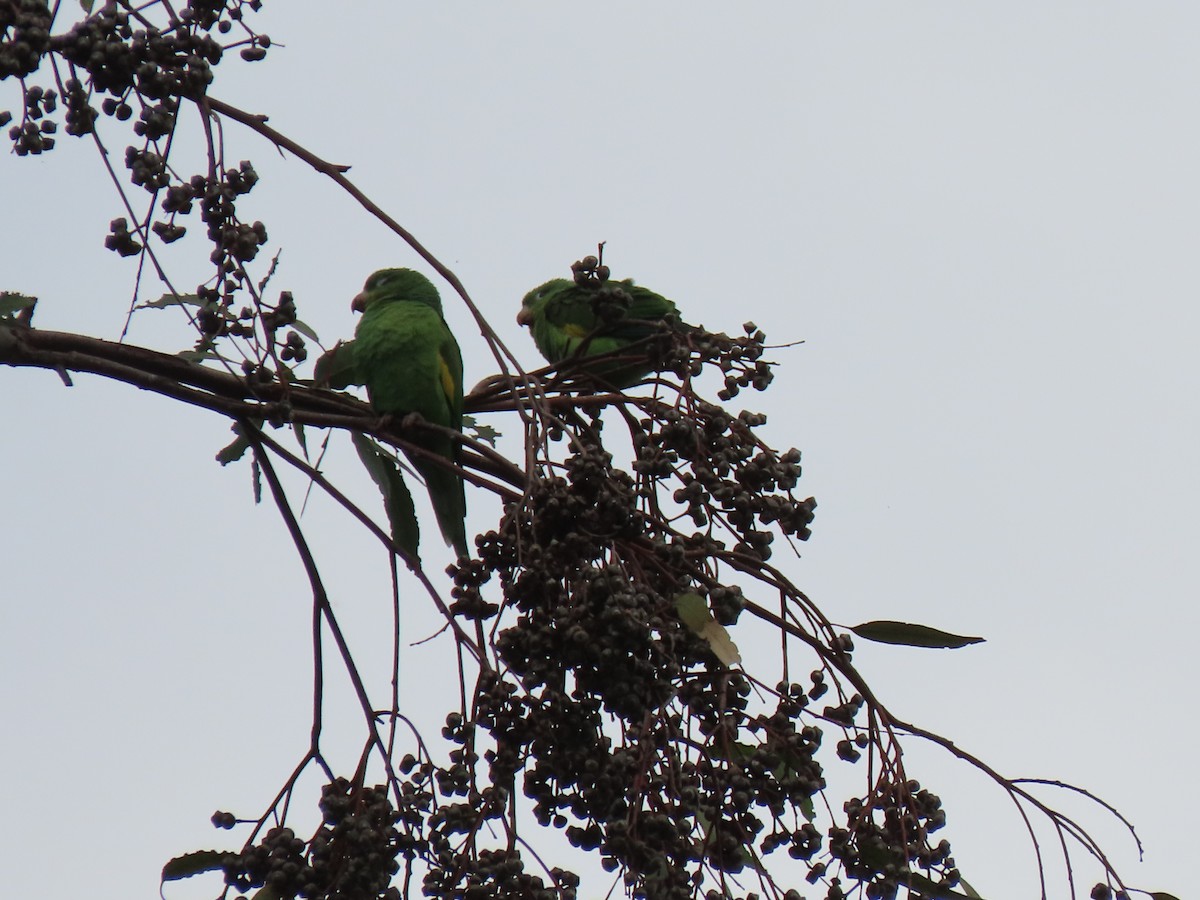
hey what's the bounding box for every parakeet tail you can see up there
[409,450,469,560]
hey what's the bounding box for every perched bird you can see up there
[352,268,468,558]
[517,265,687,389]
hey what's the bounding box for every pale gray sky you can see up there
[3,5,1196,898]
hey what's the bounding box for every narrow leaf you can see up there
[851,620,984,650]
[291,318,320,342]
[351,432,420,558]
[905,871,985,899]
[176,349,224,363]
[463,415,501,447]
[797,793,815,822]
[139,292,202,310]
[161,849,226,881]
[675,591,741,665]
[216,423,253,466]
[691,807,761,874]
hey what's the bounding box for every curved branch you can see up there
[0,322,528,493]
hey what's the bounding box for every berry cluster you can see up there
[822,781,957,900]
[57,8,224,101]
[2,1,288,371]
[423,846,579,900]
[1090,884,1131,900]
[221,779,405,900]
[639,399,814,562]
[439,427,830,896]
[0,0,51,80]
[193,283,303,367]
[104,217,143,258]
[431,258,980,897]
[5,81,55,154]
[462,662,838,898]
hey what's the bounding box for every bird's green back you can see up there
[518,277,682,387]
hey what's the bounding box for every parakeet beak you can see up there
[351,292,367,313]
[516,306,533,326]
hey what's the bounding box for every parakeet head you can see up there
[352,268,443,315]
[516,279,570,327]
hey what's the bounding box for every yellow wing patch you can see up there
[439,354,457,404]
[563,323,590,339]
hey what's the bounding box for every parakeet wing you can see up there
[519,277,684,388]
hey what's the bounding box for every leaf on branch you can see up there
[0,291,37,323]
[291,318,320,342]
[161,849,226,881]
[692,806,762,874]
[711,741,817,821]
[351,432,420,558]
[138,292,202,310]
[463,415,500,447]
[905,870,984,899]
[675,591,742,665]
[850,620,984,650]
[216,421,258,466]
[176,348,225,363]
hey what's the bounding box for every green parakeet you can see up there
[516,271,688,389]
[352,268,469,559]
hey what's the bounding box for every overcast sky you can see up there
[3,5,1196,898]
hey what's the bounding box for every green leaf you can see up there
[707,740,817,821]
[1149,894,1183,900]
[0,291,36,321]
[797,793,815,822]
[216,422,254,466]
[139,292,202,310]
[903,871,984,899]
[351,432,420,557]
[463,415,501,447]
[705,736,820,822]
[675,591,741,665]
[313,340,362,390]
[176,348,225,363]
[79,0,96,11]
[850,620,984,649]
[291,318,320,342]
[691,806,761,874]
[161,849,226,881]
